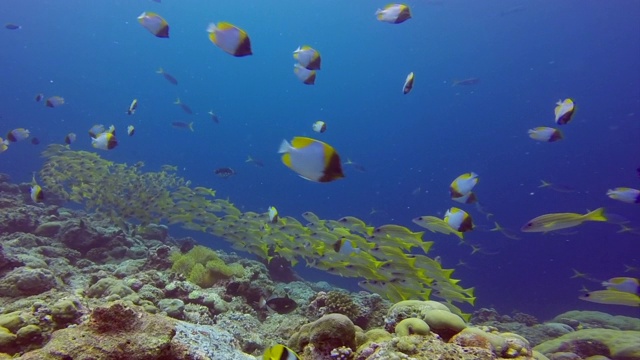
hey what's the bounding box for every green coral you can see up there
[395,318,430,336]
[325,291,360,320]
[171,246,244,288]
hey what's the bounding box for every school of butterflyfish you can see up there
[4,3,638,321]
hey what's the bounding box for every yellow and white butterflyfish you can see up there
[452,191,477,204]
[312,121,326,133]
[137,12,169,38]
[207,22,252,57]
[278,137,344,183]
[127,125,135,136]
[403,72,414,94]
[554,98,576,125]
[606,187,640,204]
[444,207,474,232]
[293,45,321,70]
[268,206,279,223]
[449,172,479,198]
[528,127,563,142]
[92,131,118,150]
[375,4,412,24]
[30,173,43,203]
[293,64,316,85]
[263,344,299,360]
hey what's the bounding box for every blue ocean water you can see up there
[1,0,638,319]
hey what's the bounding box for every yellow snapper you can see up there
[521,207,607,233]
[606,187,640,204]
[293,45,321,70]
[137,12,169,38]
[579,289,640,307]
[278,137,344,183]
[375,4,412,24]
[207,22,252,57]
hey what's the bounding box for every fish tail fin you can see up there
[586,207,607,222]
[278,140,291,154]
[188,122,194,132]
[174,97,181,104]
[451,80,459,87]
[156,67,164,74]
[490,222,501,232]
[245,155,253,163]
[206,23,217,34]
[466,296,476,306]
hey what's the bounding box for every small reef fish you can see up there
[174,98,193,114]
[449,172,478,199]
[412,215,463,239]
[293,45,321,70]
[279,137,344,183]
[538,180,576,193]
[5,23,21,30]
[263,344,299,360]
[64,133,76,145]
[30,173,43,203]
[403,72,415,94]
[375,4,412,24]
[214,167,236,179]
[606,187,640,204]
[554,98,576,125]
[156,68,178,85]
[92,132,118,150]
[293,64,316,85]
[171,121,194,131]
[88,124,106,138]
[444,207,474,233]
[0,138,9,153]
[7,128,29,142]
[127,99,138,115]
[452,191,477,204]
[208,111,219,124]
[452,78,480,86]
[528,127,563,142]
[137,12,169,38]
[34,93,44,102]
[259,295,297,314]
[312,121,326,133]
[521,207,607,233]
[343,158,366,172]
[490,222,521,240]
[45,96,65,108]
[245,155,264,167]
[207,22,252,57]
[127,125,135,136]
[579,289,640,307]
[602,277,639,295]
[268,206,278,223]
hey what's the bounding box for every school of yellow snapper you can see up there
[39,144,476,317]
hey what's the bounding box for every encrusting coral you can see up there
[170,245,244,288]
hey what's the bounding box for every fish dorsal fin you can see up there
[291,137,316,148]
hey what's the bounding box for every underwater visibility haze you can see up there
[0,1,639,358]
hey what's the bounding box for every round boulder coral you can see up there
[395,318,430,337]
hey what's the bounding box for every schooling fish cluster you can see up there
[38,144,475,315]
